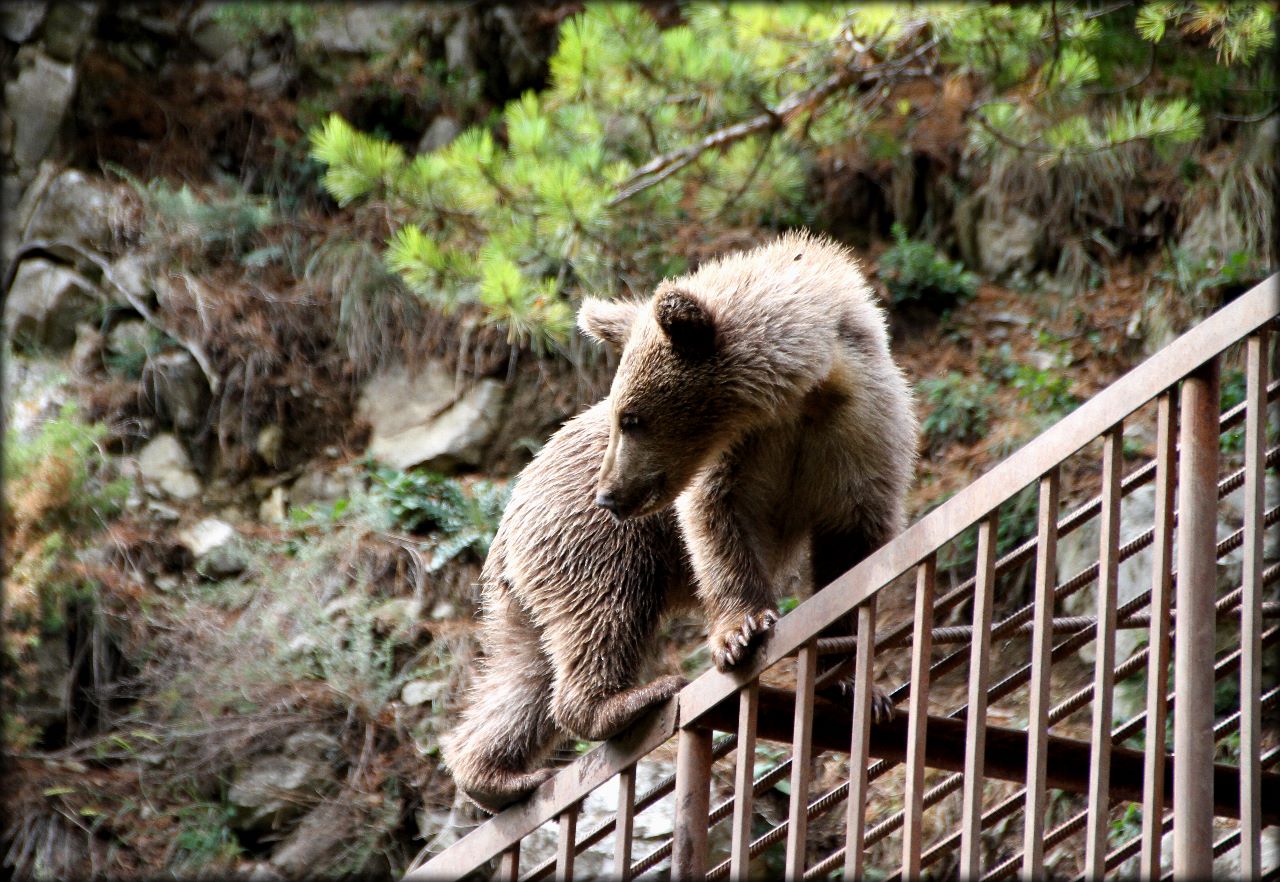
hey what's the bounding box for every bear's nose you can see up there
[594,491,617,514]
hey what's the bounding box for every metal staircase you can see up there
[407,276,1279,880]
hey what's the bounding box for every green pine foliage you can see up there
[311,2,1273,350]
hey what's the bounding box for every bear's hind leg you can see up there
[442,597,559,812]
[552,674,687,742]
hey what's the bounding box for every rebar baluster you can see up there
[1022,468,1059,879]
[960,513,999,879]
[615,765,636,882]
[1174,357,1219,878]
[672,727,714,881]
[1241,329,1270,879]
[784,640,818,879]
[902,556,936,878]
[1085,426,1124,876]
[844,599,878,879]
[556,805,579,882]
[1141,390,1177,878]
[729,682,759,881]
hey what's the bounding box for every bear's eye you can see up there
[619,411,643,432]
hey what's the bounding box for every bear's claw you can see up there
[711,609,778,672]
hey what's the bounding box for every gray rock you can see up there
[69,321,104,375]
[108,253,152,301]
[106,319,150,359]
[248,61,292,97]
[38,1,97,62]
[289,465,350,509]
[443,12,475,72]
[977,209,1041,278]
[4,257,100,350]
[144,350,208,434]
[137,433,201,500]
[400,679,444,707]
[418,115,462,154]
[1,1,47,43]
[268,801,358,877]
[177,517,247,579]
[187,3,238,61]
[358,361,506,471]
[308,4,430,54]
[227,733,338,832]
[372,597,423,635]
[4,48,76,175]
[25,168,121,253]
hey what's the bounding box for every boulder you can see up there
[38,0,98,63]
[186,3,239,61]
[227,730,340,833]
[177,517,247,579]
[1,2,47,43]
[400,679,444,707]
[268,801,360,877]
[358,361,506,472]
[105,319,150,360]
[144,350,209,434]
[418,115,462,154]
[289,464,352,510]
[4,258,99,350]
[977,209,1041,279]
[69,321,104,375]
[25,169,121,253]
[137,433,201,500]
[308,3,431,54]
[4,47,76,174]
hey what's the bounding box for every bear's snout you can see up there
[594,491,619,518]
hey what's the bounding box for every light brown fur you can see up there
[581,230,918,673]
[441,402,693,812]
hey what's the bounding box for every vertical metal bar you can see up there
[903,557,936,880]
[1141,390,1177,879]
[784,640,818,879]
[497,844,520,882]
[1241,329,1269,879]
[672,726,713,881]
[1022,468,1060,879]
[959,512,999,880]
[844,598,878,880]
[615,765,636,882]
[729,682,759,881]
[1085,425,1124,876]
[1173,357,1219,879]
[556,805,578,882]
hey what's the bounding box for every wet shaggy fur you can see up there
[441,402,693,812]
[580,230,918,673]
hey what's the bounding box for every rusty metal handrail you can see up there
[406,275,1278,881]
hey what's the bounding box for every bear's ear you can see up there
[578,297,640,351]
[655,289,716,358]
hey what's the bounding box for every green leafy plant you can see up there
[370,467,510,571]
[919,372,997,450]
[880,224,979,310]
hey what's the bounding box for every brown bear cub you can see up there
[442,402,693,812]
[582,230,918,679]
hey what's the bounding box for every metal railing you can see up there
[407,276,1279,881]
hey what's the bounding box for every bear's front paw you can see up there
[710,609,779,672]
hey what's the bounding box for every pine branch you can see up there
[608,32,939,207]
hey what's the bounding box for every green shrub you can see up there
[879,223,978,310]
[370,467,510,571]
[919,372,997,450]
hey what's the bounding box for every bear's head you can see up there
[579,286,749,521]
